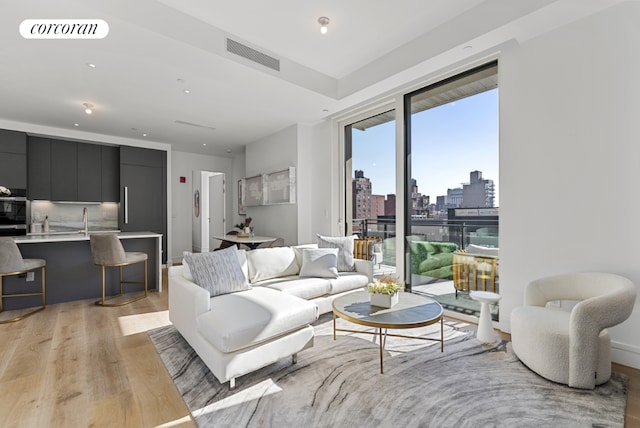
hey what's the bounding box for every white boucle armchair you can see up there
[511,272,636,389]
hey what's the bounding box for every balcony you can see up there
[354,216,499,322]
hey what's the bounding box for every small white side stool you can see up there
[470,290,500,343]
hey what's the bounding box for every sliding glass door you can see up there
[345,110,397,275]
[404,61,499,318]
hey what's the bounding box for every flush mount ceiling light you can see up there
[83,103,93,114]
[318,16,330,34]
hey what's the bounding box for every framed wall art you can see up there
[265,167,296,205]
[237,179,246,215]
[244,174,264,206]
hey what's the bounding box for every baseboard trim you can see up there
[612,340,640,370]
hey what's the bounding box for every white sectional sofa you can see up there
[169,243,373,388]
[242,244,373,313]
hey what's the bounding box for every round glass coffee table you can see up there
[332,290,444,374]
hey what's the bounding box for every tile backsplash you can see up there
[30,201,119,230]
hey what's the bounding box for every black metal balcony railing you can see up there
[352,217,498,251]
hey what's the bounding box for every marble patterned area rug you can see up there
[148,316,628,428]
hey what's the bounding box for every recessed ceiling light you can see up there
[183,89,190,94]
[86,62,96,68]
[142,133,147,137]
[203,143,207,146]
[83,103,93,114]
[74,123,79,127]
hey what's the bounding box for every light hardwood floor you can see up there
[1,271,638,427]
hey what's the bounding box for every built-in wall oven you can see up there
[0,188,27,236]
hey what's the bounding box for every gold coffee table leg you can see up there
[333,313,336,340]
[379,327,384,374]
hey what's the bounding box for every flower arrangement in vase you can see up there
[235,217,252,237]
[367,275,404,308]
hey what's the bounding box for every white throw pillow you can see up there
[183,246,250,297]
[317,234,356,272]
[299,248,339,279]
[292,243,318,269]
[246,247,299,283]
[236,249,249,281]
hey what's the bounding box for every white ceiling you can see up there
[0,0,623,156]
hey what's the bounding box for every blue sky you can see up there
[351,88,499,205]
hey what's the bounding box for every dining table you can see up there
[214,234,276,250]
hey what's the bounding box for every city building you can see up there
[462,170,495,208]
[385,194,396,217]
[371,194,386,219]
[352,170,371,220]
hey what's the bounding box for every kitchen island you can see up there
[4,232,162,311]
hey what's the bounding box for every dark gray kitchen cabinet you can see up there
[0,129,27,189]
[101,145,119,202]
[28,137,119,202]
[27,136,51,200]
[51,139,78,201]
[119,146,167,262]
[77,143,101,202]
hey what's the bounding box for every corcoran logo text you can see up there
[20,19,109,39]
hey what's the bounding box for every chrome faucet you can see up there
[82,207,88,233]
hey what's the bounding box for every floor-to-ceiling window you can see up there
[404,61,499,318]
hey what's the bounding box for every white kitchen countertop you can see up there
[14,231,162,244]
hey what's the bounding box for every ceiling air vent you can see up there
[174,120,216,131]
[226,38,280,72]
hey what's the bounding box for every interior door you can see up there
[208,173,225,250]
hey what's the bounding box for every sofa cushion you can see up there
[184,247,250,297]
[259,276,332,300]
[197,287,319,353]
[292,243,318,269]
[419,252,454,273]
[317,234,356,272]
[246,247,299,283]
[425,241,458,255]
[181,251,194,281]
[299,248,339,279]
[328,272,369,294]
[466,244,499,257]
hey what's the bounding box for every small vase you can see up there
[370,292,399,308]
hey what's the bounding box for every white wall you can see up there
[296,122,334,244]
[245,125,299,245]
[171,151,235,263]
[499,2,640,368]
[308,120,334,240]
[242,121,333,246]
